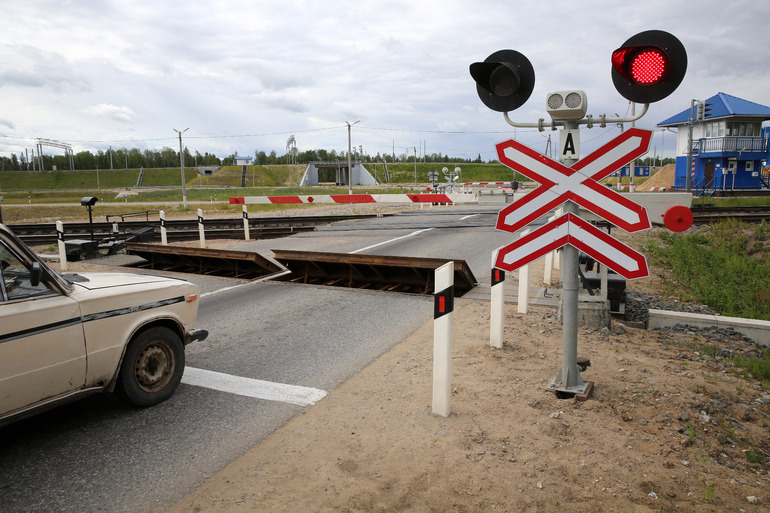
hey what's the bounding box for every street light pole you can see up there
[346,120,360,195]
[174,128,190,209]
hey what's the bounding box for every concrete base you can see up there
[647,309,770,347]
[477,190,513,206]
[557,300,611,329]
[466,285,610,329]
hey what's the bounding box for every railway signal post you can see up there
[471,30,688,398]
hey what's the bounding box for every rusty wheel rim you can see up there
[135,343,174,393]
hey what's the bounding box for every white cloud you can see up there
[0,0,769,160]
[84,103,136,123]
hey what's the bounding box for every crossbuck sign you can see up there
[494,128,653,280]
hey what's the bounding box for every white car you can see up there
[0,224,207,425]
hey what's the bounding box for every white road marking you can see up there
[182,367,328,406]
[460,214,479,220]
[349,228,433,254]
[200,270,291,298]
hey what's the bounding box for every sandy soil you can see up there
[157,247,770,512]
[636,165,676,191]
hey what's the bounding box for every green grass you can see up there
[642,219,770,320]
[733,350,770,385]
[693,196,770,208]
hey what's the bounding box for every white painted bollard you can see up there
[544,250,554,286]
[544,214,556,286]
[197,209,206,248]
[432,261,454,418]
[517,228,531,314]
[56,221,68,271]
[242,205,250,241]
[159,210,168,245]
[490,252,505,349]
[553,209,563,271]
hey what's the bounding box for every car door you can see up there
[0,240,87,417]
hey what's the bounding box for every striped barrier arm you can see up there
[229,193,455,205]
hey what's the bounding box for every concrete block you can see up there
[558,300,610,329]
[647,309,770,347]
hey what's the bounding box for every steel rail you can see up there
[691,205,770,225]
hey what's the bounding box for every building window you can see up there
[746,161,754,171]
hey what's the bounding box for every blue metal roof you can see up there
[657,92,770,127]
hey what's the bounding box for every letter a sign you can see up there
[494,128,653,280]
[560,129,580,160]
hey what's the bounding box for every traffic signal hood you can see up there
[470,49,535,113]
[611,30,687,104]
[696,101,712,121]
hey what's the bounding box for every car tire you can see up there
[116,326,185,407]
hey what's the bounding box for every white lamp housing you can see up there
[546,90,588,121]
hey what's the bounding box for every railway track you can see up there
[7,213,387,245]
[691,205,770,224]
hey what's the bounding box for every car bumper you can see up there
[184,328,209,346]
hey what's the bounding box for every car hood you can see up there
[67,272,188,291]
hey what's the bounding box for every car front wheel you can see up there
[116,326,185,407]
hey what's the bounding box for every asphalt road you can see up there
[0,206,510,513]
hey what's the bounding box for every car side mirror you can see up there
[30,262,43,287]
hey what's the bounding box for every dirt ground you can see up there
[155,232,770,513]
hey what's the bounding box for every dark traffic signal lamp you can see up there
[697,101,712,121]
[470,49,535,112]
[611,30,687,104]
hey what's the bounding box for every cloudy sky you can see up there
[2,0,769,165]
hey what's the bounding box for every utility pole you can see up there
[174,128,189,209]
[686,99,694,192]
[346,121,359,195]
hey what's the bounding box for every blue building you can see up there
[657,92,770,193]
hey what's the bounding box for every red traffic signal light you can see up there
[611,30,687,104]
[470,50,535,112]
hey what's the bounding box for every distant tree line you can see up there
[0,147,220,171]
[0,145,492,172]
[0,145,674,172]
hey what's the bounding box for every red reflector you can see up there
[439,296,446,313]
[630,49,667,84]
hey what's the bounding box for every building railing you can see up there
[693,136,768,154]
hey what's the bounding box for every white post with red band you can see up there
[56,221,68,271]
[197,209,206,248]
[490,250,505,349]
[432,261,454,418]
[242,205,250,240]
[159,210,168,245]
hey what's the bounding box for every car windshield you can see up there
[0,243,55,301]
[0,227,72,298]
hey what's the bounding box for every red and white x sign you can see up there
[496,128,652,233]
[494,213,649,279]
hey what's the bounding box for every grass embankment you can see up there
[642,219,770,383]
[643,219,770,383]
[643,219,770,320]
